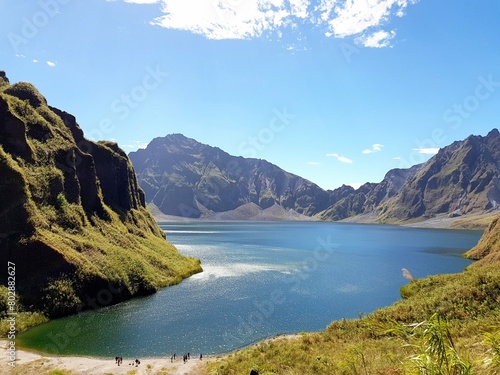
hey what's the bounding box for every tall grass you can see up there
[208,262,500,375]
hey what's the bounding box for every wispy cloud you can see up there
[321,0,417,47]
[326,153,353,164]
[362,143,384,154]
[115,0,419,48]
[47,61,56,68]
[149,1,290,40]
[306,161,321,165]
[357,30,395,48]
[121,140,148,150]
[412,147,439,155]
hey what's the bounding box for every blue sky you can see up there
[1,0,500,190]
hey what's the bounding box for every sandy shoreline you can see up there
[0,334,301,374]
[0,340,217,375]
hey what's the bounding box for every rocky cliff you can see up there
[317,165,422,221]
[130,131,500,225]
[0,72,201,319]
[378,129,500,222]
[465,214,500,265]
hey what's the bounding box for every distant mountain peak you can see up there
[129,134,332,218]
[130,130,500,224]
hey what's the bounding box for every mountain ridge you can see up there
[131,131,500,227]
[130,133,336,218]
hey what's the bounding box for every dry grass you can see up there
[207,262,500,375]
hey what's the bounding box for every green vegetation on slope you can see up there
[0,73,201,332]
[466,215,500,264]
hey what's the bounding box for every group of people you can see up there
[115,352,205,367]
[115,356,140,367]
[169,352,203,363]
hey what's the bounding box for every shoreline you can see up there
[2,220,487,374]
[0,339,217,374]
[155,211,497,231]
[1,334,300,375]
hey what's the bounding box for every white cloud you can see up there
[121,140,149,150]
[289,0,310,19]
[306,161,321,165]
[116,0,418,47]
[412,147,439,155]
[323,0,414,38]
[326,153,353,164]
[32,59,39,63]
[151,0,291,40]
[357,29,395,48]
[362,143,384,154]
[47,61,56,68]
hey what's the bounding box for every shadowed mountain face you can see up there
[0,72,200,318]
[317,165,423,221]
[131,130,500,224]
[378,129,500,221]
[129,134,338,218]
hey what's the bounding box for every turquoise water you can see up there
[17,222,480,357]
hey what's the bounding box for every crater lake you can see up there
[17,222,481,357]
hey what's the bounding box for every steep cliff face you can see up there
[0,72,201,318]
[131,130,500,224]
[319,130,500,223]
[129,134,335,218]
[317,165,423,221]
[465,215,500,265]
[379,129,500,221]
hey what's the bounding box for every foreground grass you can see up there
[208,263,500,375]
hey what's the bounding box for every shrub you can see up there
[4,82,47,107]
[42,278,81,317]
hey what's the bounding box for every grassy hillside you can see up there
[466,216,500,265]
[208,217,500,375]
[0,72,201,332]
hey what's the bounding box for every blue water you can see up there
[17,222,480,357]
